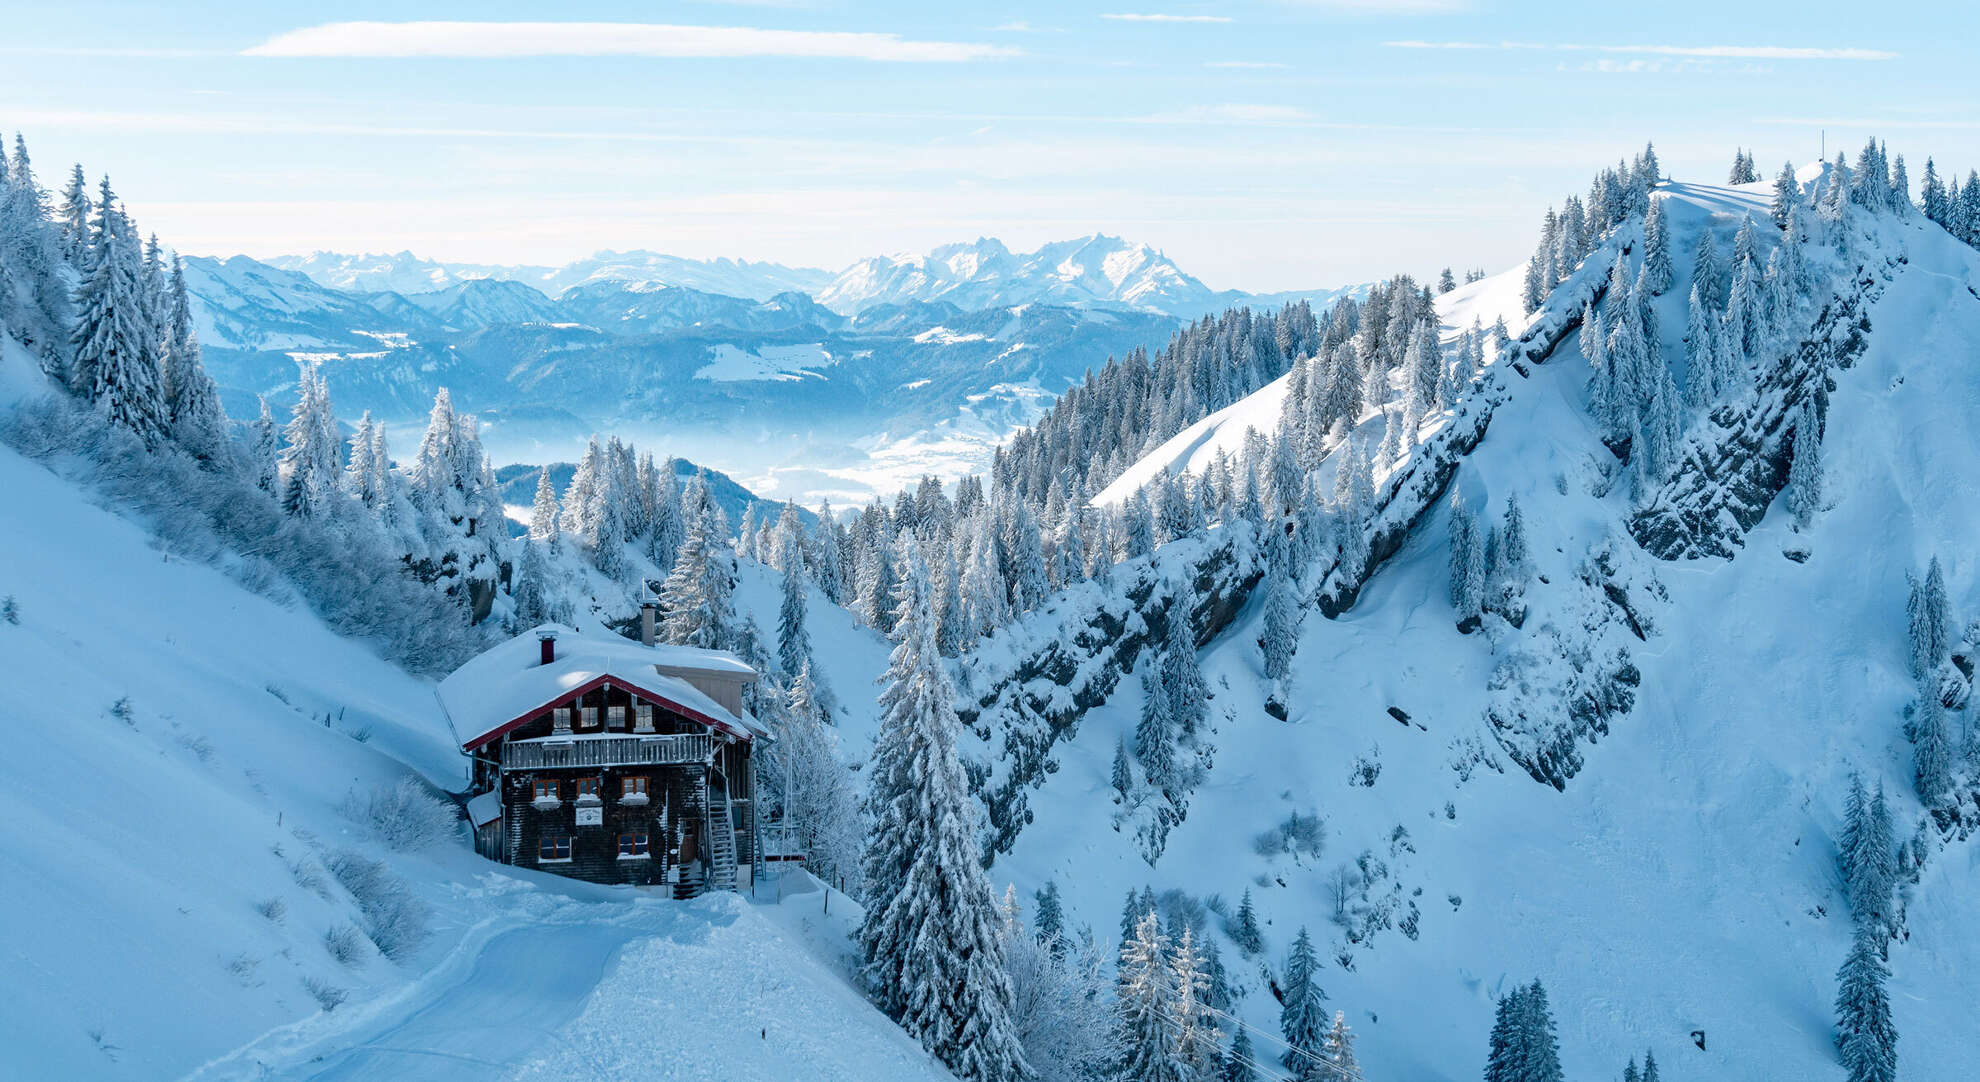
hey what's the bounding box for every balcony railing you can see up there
[502,732,716,770]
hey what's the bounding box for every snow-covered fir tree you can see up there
[776,516,812,677]
[1906,557,1949,678]
[1164,588,1209,739]
[858,535,1029,1082]
[1116,911,1182,1082]
[1230,889,1264,955]
[1786,395,1823,529]
[69,177,166,445]
[1321,1011,1363,1082]
[1641,196,1672,294]
[1279,926,1327,1077]
[279,360,341,519]
[528,467,559,549]
[1483,979,1564,1082]
[1834,923,1897,1082]
[1448,487,1485,630]
[1221,1029,1258,1082]
[1172,927,1222,1080]
[659,472,740,652]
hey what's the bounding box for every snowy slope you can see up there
[0,348,949,1081]
[1093,261,1533,508]
[984,180,1980,1080]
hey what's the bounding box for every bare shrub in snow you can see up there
[1,595,18,624]
[347,725,374,743]
[322,924,366,966]
[177,733,214,762]
[108,697,134,725]
[1000,898,1119,1082]
[254,897,287,923]
[301,976,348,1012]
[327,848,429,960]
[225,952,260,986]
[341,778,459,852]
[291,861,331,900]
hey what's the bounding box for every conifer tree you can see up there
[1641,1049,1660,1082]
[249,396,281,494]
[1232,889,1264,954]
[1321,1011,1363,1082]
[529,467,560,550]
[1221,1029,1258,1082]
[1834,923,1897,1082]
[1773,162,1800,228]
[1449,488,1485,629]
[1033,881,1065,954]
[160,255,227,461]
[1260,550,1300,686]
[279,360,340,519]
[1786,396,1822,529]
[1483,984,1527,1082]
[777,524,812,677]
[1137,667,1177,795]
[858,536,1030,1082]
[1914,690,1954,807]
[512,540,554,628]
[1642,197,1673,294]
[660,473,740,652]
[1279,927,1327,1076]
[1103,740,1133,814]
[1164,589,1209,739]
[1173,927,1222,1079]
[1117,911,1183,1082]
[1907,558,1949,678]
[56,162,90,265]
[69,177,167,445]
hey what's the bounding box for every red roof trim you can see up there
[461,673,751,752]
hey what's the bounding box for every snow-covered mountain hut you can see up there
[439,603,767,895]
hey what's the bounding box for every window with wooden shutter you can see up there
[618,833,649,858]
[533,778,559,801]
[621,775,649,797]
[539,834,573,861]
[575,777,600,799]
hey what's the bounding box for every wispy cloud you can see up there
[1283,0,1470,12]
[1101,14,1235,24]
[1385,40,1897,60]
[1137,104,1313,125]
[243,21,1019,63]
[1207,60,1291,69]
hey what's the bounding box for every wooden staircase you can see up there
[707,783,739,892]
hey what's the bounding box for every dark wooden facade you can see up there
[467,679,758,895]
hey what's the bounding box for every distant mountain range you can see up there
[262,235,1350,321]
[188,237,1360,502]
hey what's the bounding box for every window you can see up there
[574,777,601,800]
[634,704,654,732]
[552,706,572,732]
[606,704,627,729]
[533,779,560,801]
[539,834,573,862]
[577,705,599,730]
[618,833,649,858]
[621,775,649,798]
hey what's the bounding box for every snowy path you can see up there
[274,922,648,1081]
[192,876,956,1082]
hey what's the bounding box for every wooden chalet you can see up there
[439,603,768,896]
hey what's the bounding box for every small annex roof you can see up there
[437,624,767,750]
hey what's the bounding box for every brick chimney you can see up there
[537,628,557,666]
[640,599,658,647]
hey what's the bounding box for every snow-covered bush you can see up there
[326,849,430,960]
[253,897,286,923]
[1253,810,1327,861]
[1,595,18,624]
[1001,907,1119,1082]
[340,778,459,852]
[322,924,365,966]
[290,860,331,900]
[0,396,493,674]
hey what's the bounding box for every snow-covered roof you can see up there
[466,789,503,828]
[437,625,766,749]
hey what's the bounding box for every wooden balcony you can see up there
[502,732,716,770]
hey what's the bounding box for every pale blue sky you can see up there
[3,2,1970,290]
